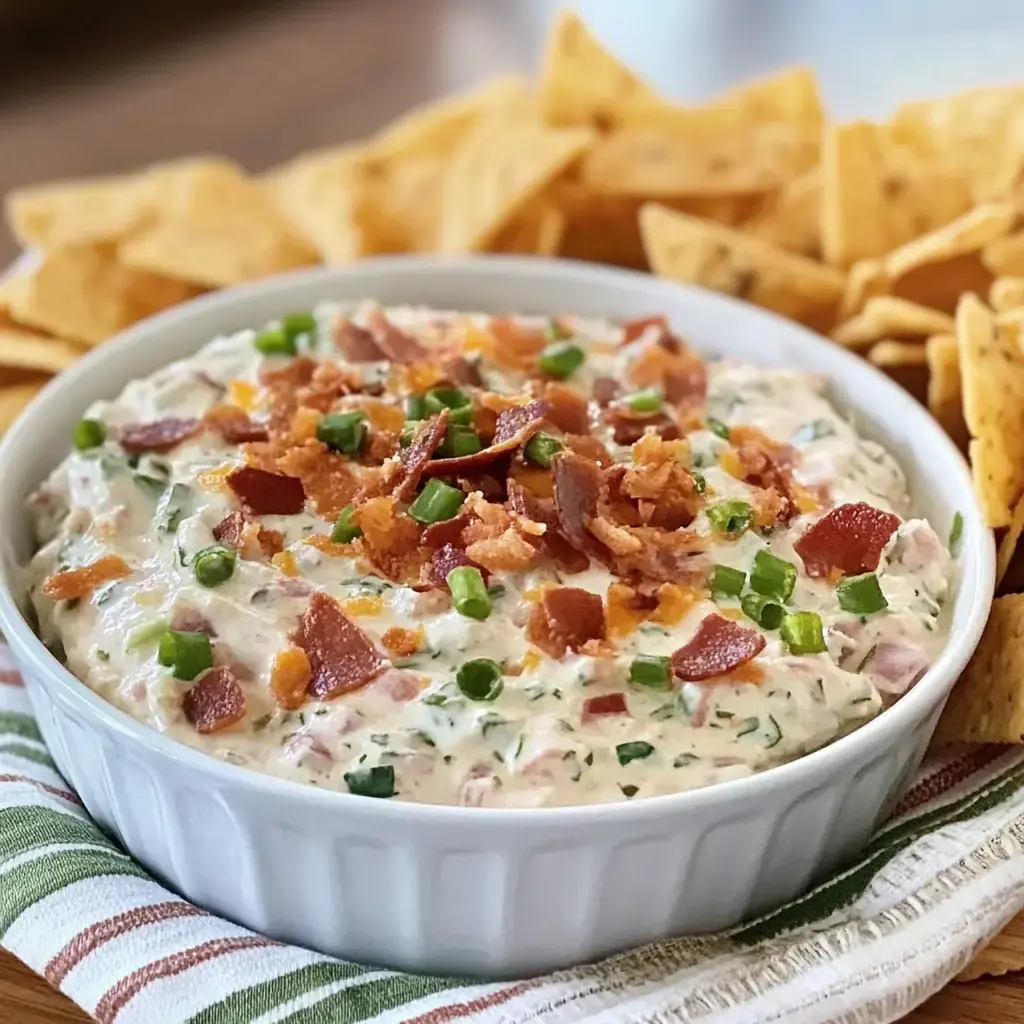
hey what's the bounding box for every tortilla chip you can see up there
[358,153,449,255]
[580,117,818,198]
[0,380,47,435]
[934,594,1024,743]
[837,258,892,320]
[4,173,156,250]
[490,202,565,256]
[832,297,954,348]
[0,316,84,373]
[538,10,663,129]
[3,245,198,346]
[744,168,821,258]
[956,293,1024,528]
[990,277,1024,313]
[553,184,648,269]
[438,116,593,253]
[997,495,1024,588]
[639,203,845,332]
[708,66,824,132]
[982,230,1024,278]
[891,85,1024,201]
[119,159,319,287]
[925,332,968,449]
[820,120,971,268]
[867,339,929,401]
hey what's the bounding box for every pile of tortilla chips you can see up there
[6,11,1024,743]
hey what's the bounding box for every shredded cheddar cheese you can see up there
[272,551,300,577]
[342,594,384,617]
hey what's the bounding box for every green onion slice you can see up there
[523,431,563,469]
[192,545,236,588]
[331,504,363,544]
[537,341,585,380]
[408,479,466,524]
[741,593,785,630]
[710,564,745,597]
[706,499,752,536]
[157,629,213,680]
[749,549,797,601]
[456,658,504,701]
[447,565,492,620]
[628,655,672,689]
[836,572,888,614]
[316,410,367,455]
[616,740,655,766]
[74,419,107,451]
[780,611,827,655]
[344,764,395,798]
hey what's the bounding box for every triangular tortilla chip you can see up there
[119,159,318,287]
[956,292,1024,527]
[708,66,824,132]
[490,202,565,256]
[744,167,821,258]
[640,203,845,332]
[832,297,954,348]
[438,116,593,253]
[925,332,968,449]
[820,120,971,268]
[0,313,84,373]
[538,10,663,129]
[990,277,1024,313]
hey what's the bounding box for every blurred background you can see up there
[4,0,1024,265]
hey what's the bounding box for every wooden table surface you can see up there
[4,1,1024,1020]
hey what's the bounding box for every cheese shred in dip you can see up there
[26,304,955,807]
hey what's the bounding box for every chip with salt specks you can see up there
[744,167,821,258]
[956,292,1024,528]
[925,333,968,450]
[639,202,846,332]
[119,158,319,288]
[832,297,955,348]
[538,10,663,129]
[990,276,1024,313]
[438,116,593,253]
[935,593,1024,743]
[820,120,971,269]
[1,244,199,347]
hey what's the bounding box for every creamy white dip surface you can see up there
[27,303,956,807]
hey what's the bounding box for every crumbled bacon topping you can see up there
[422,400,547,477]
[119,418,200,454]
[227,465,306,516]
[41,555,131,601]
[396,410,449,504]
[275,441,361,519]
[333,316,385,362]
[539,382,590,434]
[204,405,269,444]
[367,308,429,363]
[354,496,427,582]
[795,502,901,578]
[428,544,488,589]
[671,614,766,682]
[182,667,246,734]
[526,587,606,658]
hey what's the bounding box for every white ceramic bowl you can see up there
[0,257,994,977]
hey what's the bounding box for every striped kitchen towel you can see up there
[3,651,1024,1024]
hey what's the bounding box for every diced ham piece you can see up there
[671,614,766,682]
[428,543,488,588]
[119,418,200,454]
[182,667,246,734]
[582,692,628,721]
[227,465,306,515]
[333,317,386,362]
[867,642,931,696]
[526,586,606,658]
[794,502,901,578]
[396,410,449,503]
[292,591,387,699]
[366,308,429,363]
[421,400,547,476]
[41,555,131,601]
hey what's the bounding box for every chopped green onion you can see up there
[523,431,563,469]
[331,504,363,544]
[126,618,170,652]
[780,611,827,655]
[620,783,639,798]
[447,565,492,620]
[281,311,317,344]
[628,655,672,689]
[749,549,797,601]
[545,318,572,341]
[408,478,466,524]
[710,564,746,597]
[425,387,474,425]
[706,499,752,536]
[254,325,295,356]
[949,511,964,554]
[616,740,655,766]
[538,341,585,380]
[74,419,106,451]
[343,764,395,798]
[836,572,888,614]
[157,629,213,680]
[622,388,662,414]
[399,424,416,448]
[405,395,426,421]
[741,593,785,630]
[691,470,706,495]
[438,425,482,459]
[316,410,367,455]
[456,658,503,701]
[707,417,730,439]
[192,545,236,588]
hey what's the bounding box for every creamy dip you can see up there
[26,303,956,807]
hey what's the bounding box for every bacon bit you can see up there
[396,410,449,504]
[270,646,313,711]
[794,502,901,578]
[358,398,406,434]
[592,377,621,407]
[461,494,544,573]
[605,407,681,446]
[509,463,555,498]
[257,526,284,558]
[650,583,701,626]
[605,582,656,638]
[119,418,200,454]
[422,400,547,477]
[582,692,628,721]
[289,407,322,443]
[298,362,358,415]
[292,591,387,699]
[227,465,306,516]
[671,614,766,682]
[622,314,671,345]
[342,595,384,617]
[227,380,260,412]
[487,316,547,371]
[526,586,606,659]
[354,496,427,582]
[42,555,131,601]
[562,434,613,466]
[204,404,269,445]
[272,550,300,577]
[304,534,356,558]
[610,527,710,584]
[428,544,487,588]
[552,452,602,550]
[466,530,538,574]
[589,515,643,554]
[333,317,385,362]
[751,488,789,530]
[213,511,246,550]
[258,357,317,435]
[540,382,590,434]
[182,667,246,734]
[507,481,590,574]
[421,512,472,549]
[275,441,358,519]
[730,425,798,523]
[381,626,425,658]
[617,436,701,529]
[367,308,429,363]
